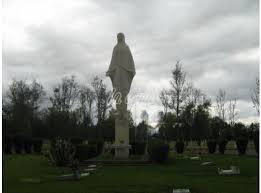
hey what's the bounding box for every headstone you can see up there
[84,168,96,172]
[88,164,97,168]
[218,166,240,175]
[190,156,200,160]
[106,33,136,159]
[201,161,215,166]
[173,189,190,193]
[80,173,90,177]
[84,168,97,174]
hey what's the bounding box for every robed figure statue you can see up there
[106,33,136,119]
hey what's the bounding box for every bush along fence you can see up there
[148,138,169,163]
[4,134,258,165]
[3,135,43,154]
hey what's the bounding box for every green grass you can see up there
[3,154,258,193]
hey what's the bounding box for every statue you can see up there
[106,32,136,119]
[106,33,136,159]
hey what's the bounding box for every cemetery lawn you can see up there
[3,154,258,193]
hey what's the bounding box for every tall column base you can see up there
[114,116,130,159]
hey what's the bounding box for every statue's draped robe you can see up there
[107,42,135,97]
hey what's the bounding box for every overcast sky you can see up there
[3,0,259,125]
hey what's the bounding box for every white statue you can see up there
[106,33,135,119]
[106,33,135,159]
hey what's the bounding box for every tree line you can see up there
[157,61,259,143]
[3,62,259,144]
[2,76,148,142]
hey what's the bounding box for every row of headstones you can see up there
[187,155,240,175]
[172,156,241,193]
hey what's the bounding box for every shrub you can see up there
[96,140,104,155]
[32,139,43,153]
[75,144,89,161]
[148,138,169,163]
[130,142,146,155]
[70,137,83,145]
[88,140,104,155]
[13,135,24,154]
[175,141,185,154]
[236,137,248,155]
[4,136,13,154]
[24,137,33,154]
[207,139,217,154]
[218,138,228,154]
[75,144,97,161]
[253,131,259,154]
[87,144,98,158]
[49,138,75,166]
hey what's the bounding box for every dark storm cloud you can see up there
[3,0,259,123]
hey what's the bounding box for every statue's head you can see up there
[117,32,125,43]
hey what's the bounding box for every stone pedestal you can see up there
[114,117,130,159]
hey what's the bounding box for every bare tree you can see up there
[251,78,259,114]
[227,98,237,126]
[78,86,95,125]
[159,89,170,115]
[91,76,112,124]
[186,82,204,106]
[169,61,188,119]
[50,76,80,112]
[216,89,226,121]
